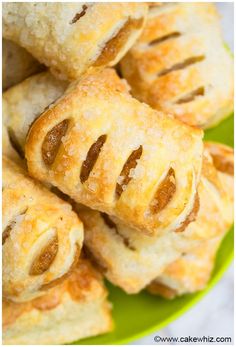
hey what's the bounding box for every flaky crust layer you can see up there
[3,157,84,302]
[121,3,233,129]
[25,68,203,236]
[3,3,147,80]
[3,258,113,345]
[77,143,233,293]
[148,142,234,297]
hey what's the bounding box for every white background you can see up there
[132,3,234,345]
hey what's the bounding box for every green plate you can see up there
[75,114,234,345]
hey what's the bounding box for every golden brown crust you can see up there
[120,3,233,129]
[79,143,234,294]
[2,157,84,302]
[148,143,234,297]
[3,3,148,80]
[3,258,113,345]
[25,68,203,237]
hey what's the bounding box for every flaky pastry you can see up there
[120,3,233,129]
[3,157,84,302]
[148,142,234,297]
[25,68,203,236]
[77,143,233,293]
[3,257,113,345]
[3,2,148,80]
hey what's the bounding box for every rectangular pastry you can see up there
[24,68,203,236]
[3,156,84,303]
[77,142,233,293]
[3,3,147,80]
[3,257,113,345]
[148,142,234,298]
[120,3,233,129]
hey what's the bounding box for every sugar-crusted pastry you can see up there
[3,257,113,345]
[3,71,68,157]
[3,3,148,80]
[25,68,203,236]
[76,143,233,293]
[3,157,84,302]
[2,39,43,91]
[148,142,234,297]
[120,3,233,129]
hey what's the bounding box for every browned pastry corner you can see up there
[3,3,148,80]
[147,142,234,297]
[2,156,84,302]
[2,39,43,91]
[24,68,203,237]
[120,3,233,129]
[3,257,113,345]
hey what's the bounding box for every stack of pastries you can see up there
[2,2,234,345]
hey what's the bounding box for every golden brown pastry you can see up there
[148,142,234,297]
[120,3,233,129]
[3,156,84,302]
[25,68,203,236]
[2,39,43,91]
[3,71,68,157]
[3,3,148,80]
[76,143,233,293]
[3,257,113,345]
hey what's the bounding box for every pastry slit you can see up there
[40,244,80,290]
[2,209,28,245]
[175,87,205,104]
[70,5,88,24]
[42,119,69,166]
[101,213,135,251]
[157,55,205,77]
[175,193,200,232]
[29,234,58,276]
[149,32,181,46]
[80,134,107,184]
[7,128,24,159]
[116,145,143,197]
[94,17,144,66]
[149,167,176,214]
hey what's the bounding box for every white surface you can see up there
[132,3,234,345]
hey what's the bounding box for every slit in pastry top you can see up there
[80,135,107,184]
[157,55,205,77]
[42,119,69,166]
[149,167,176,214]
[70,5,88,24]
[94,17,144,66]
[116,145,143,197]
[29,234,59,276]
[149,31,181,46]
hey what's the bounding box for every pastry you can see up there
[3,156,84,302]
[3,3,148,80]
[76,143,233,293]
[120,3,233,129]
[3,257,113,345]
[3,71,68,157]
[2,39,43,91]
[148,142,234,297]
[25,68,203,236]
